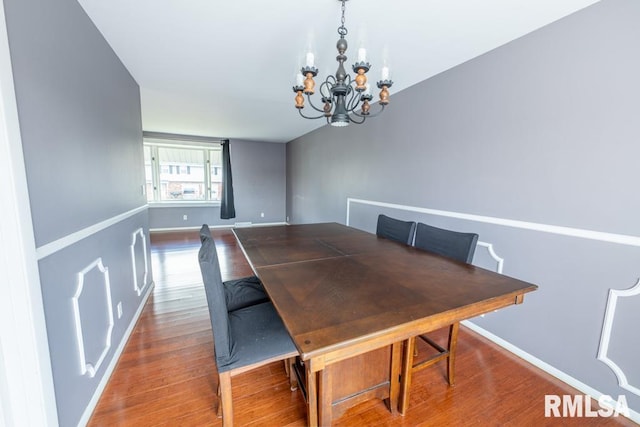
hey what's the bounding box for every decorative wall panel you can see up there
[72,258,113,378]
[130,227,149,296]
[598,279,640,397]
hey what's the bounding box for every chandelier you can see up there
[292,0,393,127]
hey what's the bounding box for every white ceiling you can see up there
[77,0,600,143]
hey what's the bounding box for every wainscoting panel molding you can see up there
[597,278,640,397]
[130,228,149,296]
[72,258,114,378]
[476,241,504,274]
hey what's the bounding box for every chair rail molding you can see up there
[130,228,149,296]
[72,258,114,378]
[346,197,640,247]
[597,278,640,397]
[36,204,147,260]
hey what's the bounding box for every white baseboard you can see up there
[462,320,640,424]
[248,222,287,228]
[233,221,252,228]
[77,282,154,427]
[150,225,215,232]
[150,221,286,233]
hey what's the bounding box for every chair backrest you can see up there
[200,224,223,278]
[198,234,235,365]
[199,223,212,243]
[376,214,417,245]
[413,222,478,264]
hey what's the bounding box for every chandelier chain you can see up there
[338,0,347,37]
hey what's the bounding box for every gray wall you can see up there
[4,0,151,425]
[149,138,286,229]
[287,0,640,416]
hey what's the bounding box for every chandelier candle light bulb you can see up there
[357,48,367,62]
[292,0,392,126]
[381,66,390,81]
[306,52,315,67]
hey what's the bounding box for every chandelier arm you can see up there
[319,80,333,99]
[344,77,362,112]
[348,114,367,125]
[346,87,362,112]
[317,76,337,102]
[305,93,328,113]
[298,108,327,120]
[352,103,386,119]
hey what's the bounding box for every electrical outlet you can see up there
[117,302,123,319]
[183,214,188,220]
[260,212,264,218]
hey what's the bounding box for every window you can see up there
[144,139,222,203]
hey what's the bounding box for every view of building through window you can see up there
[144,142,222,203]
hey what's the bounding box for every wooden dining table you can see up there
[233,222,537,426]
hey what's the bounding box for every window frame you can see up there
[143,137,222,206]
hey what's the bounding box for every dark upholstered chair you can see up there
[413,222,478,264]
[411,222,479,386]
[200,224,269,311]
[198,234,298,426]
[375,214,417,245]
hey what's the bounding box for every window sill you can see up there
[148,201,222,208]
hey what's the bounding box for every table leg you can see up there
[306,360,318,427]
[389,341,402,415]
[399,337,415,415]
[318,366,333,426]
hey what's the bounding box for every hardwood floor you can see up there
[88,229,636,426]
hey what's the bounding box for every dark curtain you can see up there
[220,140,236,219]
